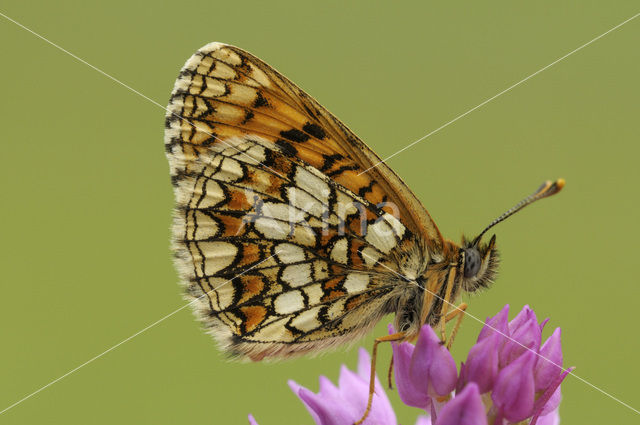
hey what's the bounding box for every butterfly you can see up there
[164,42,564,422]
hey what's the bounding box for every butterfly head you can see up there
[460,178,565,292]
[460,234,499,292]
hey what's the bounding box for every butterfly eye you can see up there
[463,248,482,278]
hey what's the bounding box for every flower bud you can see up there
[463,331,500,393]
[534,328,563,391]
[436,383,487,425]
[492,350,536,422]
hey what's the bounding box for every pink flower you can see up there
[395,305,572,425]
[392,325,458,409]
[251,348,396,425]
[456,305,573,424]
[492,350,536,421]
[436,383,487,425]
[249,305,572,425]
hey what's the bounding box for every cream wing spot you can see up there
[330,238,348,264]
[327,298,347,320]
[276,243,306,263]
[193,119,213,135]
[201,77,227,97]
[302,284,323,305]
[382,213,406,238]
[221,136,269,163]
[212,157,243,182]
[226,84,259,104]
[188,179,225,209]
[261,202,306,223]
[196,241,237,275]
[220,138,251,157]
[245,144,266,163]
[360,246,382,266]
[291,225,316,247]
[254,217,290,240]
[250,318,293,342]
[214,103,245,123]
[189,74,204,95]
[208,278,235,310]
[312,260,329,280]
[365,220,397,254]
[195,96,208,114]
[287,187,327,218]
[207,44,242,66]
[306,216,326,228]
[187,211,219,240]
[343,273,369,294]
[282,264,312,287]
[274,290,305,315]
[289,307,322,333]
[195,55,214,75]
[247,63,272,87]
[183,95,195,116]
[207,62,237,80]
[334,192,359,221]
[294,167,330,204]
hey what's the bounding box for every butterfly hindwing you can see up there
[165,43,435,359]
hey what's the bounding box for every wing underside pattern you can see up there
[165,43,433,359]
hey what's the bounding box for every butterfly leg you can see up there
[439,267,457,342]
[444,302,467,349]
[354,331,406,425]
[387,354,394,390]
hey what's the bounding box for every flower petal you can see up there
[501,311,541,366]
[297,386,353,425]
[539,317,550,332]
[508,305,537,334]
[455,362,466,394]
[318,375,340,398]
[414,415,433,425]
[289,359,398,425]
[492,350,536,422]
[410,325,457,398]
[248,414,260,425]
[539,385,562,416]
[337,356,397,425]
[435,382,487,425]
[393,340,429,408]
[338,365,370,418]
[477,304,510,342]
[464,331,499,393]
[531,366,574,423]
[535,328,563,391]
[355,347,386,394]
[288,380,322,424]
[534,409,560,425]
[357,347,372,381]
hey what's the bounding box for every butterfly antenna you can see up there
[472,179,565,246]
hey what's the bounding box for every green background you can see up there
[1,1,638,424]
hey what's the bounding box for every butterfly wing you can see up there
[165,43,436,359]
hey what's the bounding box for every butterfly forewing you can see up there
[165,42,438,359]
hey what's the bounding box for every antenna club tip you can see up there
[555,178,566,191]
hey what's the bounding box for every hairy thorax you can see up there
[383,237,462,341]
